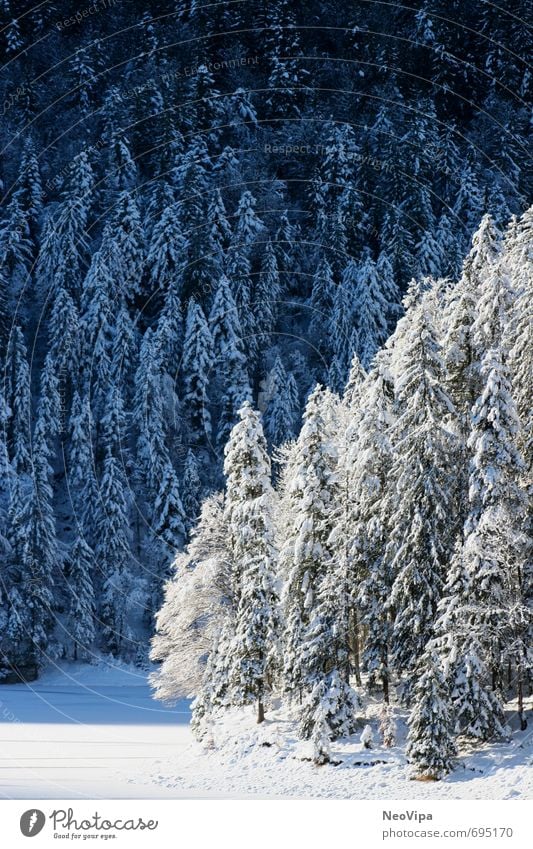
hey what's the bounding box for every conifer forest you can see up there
[0,0,531,786]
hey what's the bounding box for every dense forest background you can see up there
[0,1,531,681]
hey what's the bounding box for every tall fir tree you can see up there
[223,403,279,723]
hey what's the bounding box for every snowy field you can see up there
[0,662,531,800]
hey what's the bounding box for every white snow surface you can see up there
[0,661,531,799]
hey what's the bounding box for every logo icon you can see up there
[20,810,46,837]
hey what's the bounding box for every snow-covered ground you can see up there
[0,662,531,799]
[0,661,191,799]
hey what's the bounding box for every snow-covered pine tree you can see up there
[406,651,456,780]
[442,212,502,414]
[5,326,31,474]
[67,392,99,545]
[313,123,358,264]
[48,288,80,406]
[436,212,464,280]
[181,299,214,443]
[280,386,359,746]
[506,207,532,476]
[0,392,13,673]
[463,346,528,711]
[226,190,264,352]
[432,541,509,741]
[36,151,93,300]
[255,239,281,347]
[80,249,115,418]
[67,534,96,661]
[349,352,395,700]
[376,250,403,332]
[101,380,127,465]
[222,403,278,722]
[149,463,187,614]
[208,274,251,451]
[342,352,367,411]
[133,328,169,496]
[96,449,137,657]
[103,191,145,303]
[17,138,43,241]
[308,256,335,354]
[155,279,183,381]
[264,0,308,118]
[0,193,33,292]
[385,292,460,688]
[176,138,218,299]
[263,356,298,448]
[153,463,187,553]
[14,385,60,668]
[67,46,98,117]
[330,259,358,378]
[417,225,444,279]
[187,64,225,146]
[181,449,203,533]
[443,262,480,428]
[471,255,513,365]
[350,255,389,369]
[105,128,138,196]
[147,196,186,292]
[111,303,138,398]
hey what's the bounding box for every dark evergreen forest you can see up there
[0,1,530,690]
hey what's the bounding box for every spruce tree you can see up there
[350,354,395,700]
[147,197,186,292]
[432,542,509,741]
[281,387,359,745]
[263,356,298,448]
[181,449,203,533]
[103,191,145,302]
[153,463,186,553]
[406,651,456,780]
[255,239,281,347]
[182,299,214,442]
[68,392,98,545]
[97,450,136,657]
[385,298,459,685]
[133,329,169,496]
[351,255,389,369]
[463,347,528,704]
[5,326,31,474]
[223,403,279,722]
[67,535,96,661]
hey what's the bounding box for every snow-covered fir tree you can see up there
[406,651,457,780]
[280,386,359,751]
[385,290,460,687]
[222,402,279,723]
[67,534,96,661]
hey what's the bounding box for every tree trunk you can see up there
[257,699,265,724]
[351,610,362,687]
[516,657,528,731]
[382,670,390,704]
